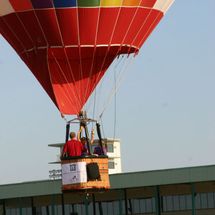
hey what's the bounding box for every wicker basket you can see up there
[61,156,110,192]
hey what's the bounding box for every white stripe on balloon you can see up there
[0,0,14,16]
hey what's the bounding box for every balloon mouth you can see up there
[21,44,139,55]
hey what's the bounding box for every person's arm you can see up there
[81,143,87,154]
[61,142,68,158]
[90,129,95,144]
[77,126,84,141]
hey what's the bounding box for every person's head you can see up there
[81,137,87,144]
[69,132,76,139]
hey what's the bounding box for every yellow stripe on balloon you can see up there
[100,0,123,7]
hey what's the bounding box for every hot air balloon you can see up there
[0,0,174,191]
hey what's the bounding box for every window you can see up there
[129,197,155,214]
[145,198,154,213]
[179,195,186,210]
[108,161,115,169]
[166,196,173,211]
[173,195,179,211]
[162,195,192,212]
[201,193,208,209]
[132,199,140,214]
[196,192,215,209]
[208,193,215,208]
[107,144,114,153]
[185,195,192,210]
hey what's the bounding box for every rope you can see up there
[86,52,124,118]
[51,53,80,114]
[76,0,84,108]
[98,55,134,120]
[113,65,117,139]
[88,1,124,111]
[129,1,168,54]
[97,1,166,119]
[97,1,171,134]
[13,13,34,47]
[83,3,102,110]
[93,89,97,121]
[50,0,83,111]
[100,117,106,139]
[0,17,26,51]
[86,1,140,121]
[136,1,170,50]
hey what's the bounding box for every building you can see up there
[49,138,122,174]
[93,138,122,174]
[1,164,215,215]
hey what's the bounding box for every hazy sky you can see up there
[0,0,215,184]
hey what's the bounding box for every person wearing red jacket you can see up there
[62,132,84,157]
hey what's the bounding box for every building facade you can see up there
[1,165,215,214]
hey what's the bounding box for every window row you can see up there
[3,192,215,215]
[162,192,215,212]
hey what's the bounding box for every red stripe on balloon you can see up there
[55,9,78,46]
[9,0,33,12]
[34,9,63,46]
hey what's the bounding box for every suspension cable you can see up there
[113,64,117,139]
[98,54,134,120]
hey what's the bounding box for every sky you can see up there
[0,0,215,185]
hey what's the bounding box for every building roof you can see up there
[48,139,120,148]
[48,143,64,148]
[1,164,215,200]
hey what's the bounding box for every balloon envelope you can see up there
[0,0,173,115]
